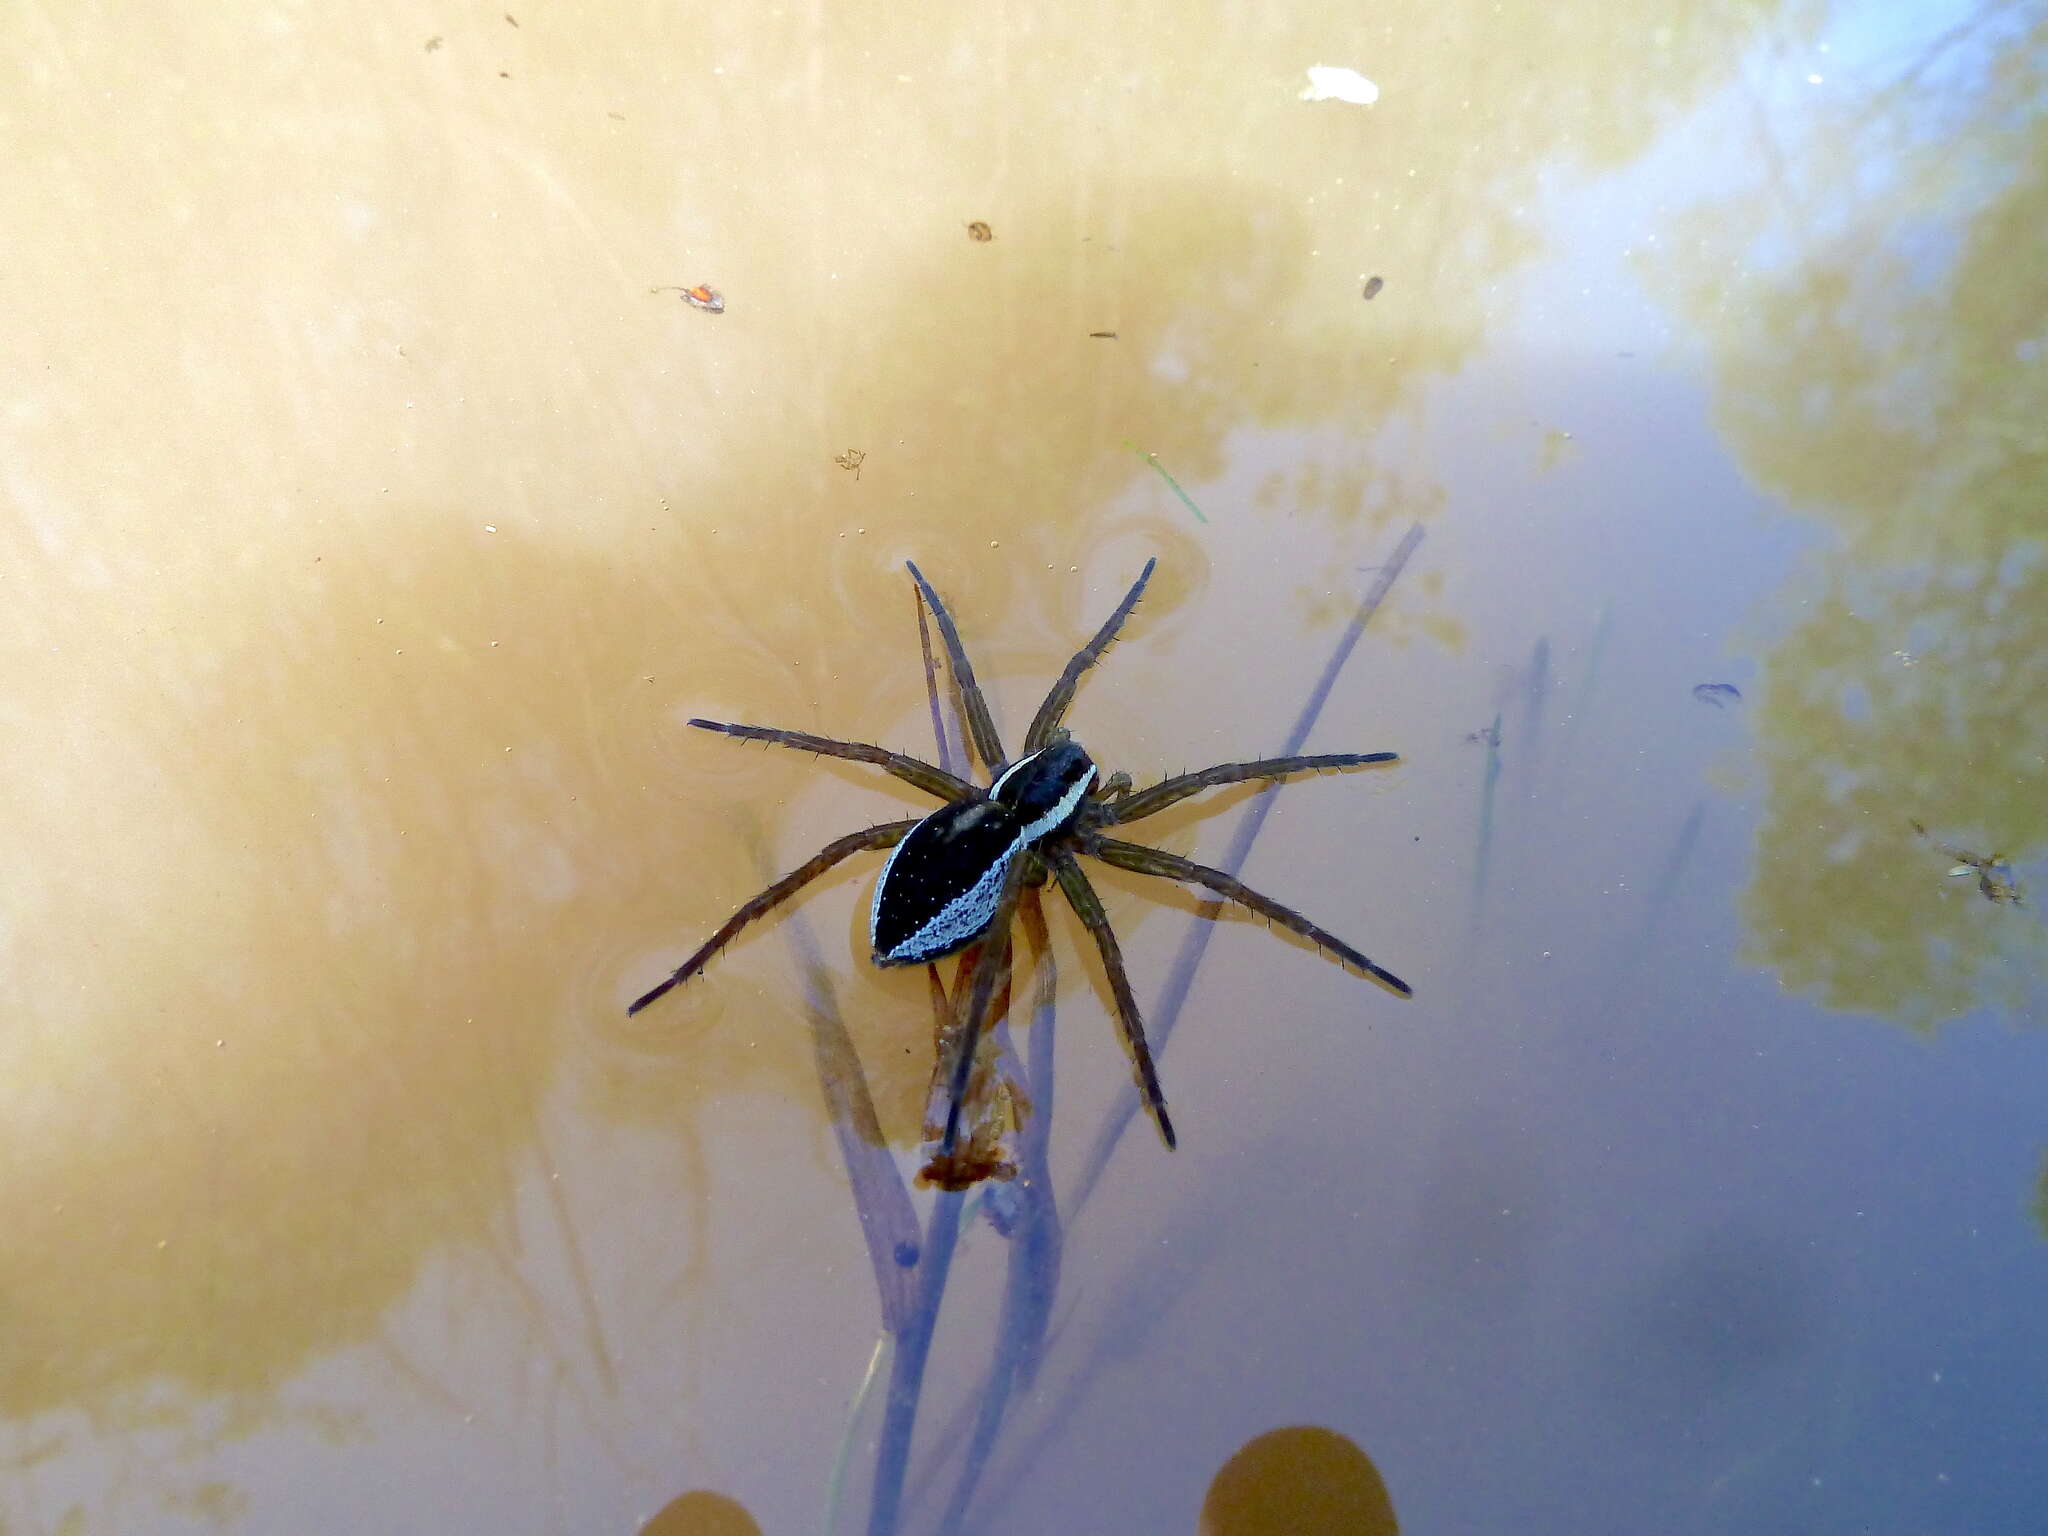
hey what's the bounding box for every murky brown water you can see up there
[6,2,2044,1532]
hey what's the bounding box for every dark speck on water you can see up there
[1362,275,1384,300]
[1692,682,1741,707]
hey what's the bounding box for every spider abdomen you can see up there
[870,743,1096,967]
[870,799,1030,966]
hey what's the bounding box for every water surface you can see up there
[4,1,2044,1531]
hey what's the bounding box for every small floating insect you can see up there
[1692,682,1741,707]
[651,283,725,314]
[965,221,993,242]
[834,448,865,480]
[629,561,1410,1187]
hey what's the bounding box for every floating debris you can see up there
[1911,819,2025,905]
[1362,275,1384,300]
[1692,682,1741,707]
[425,35,443,51]
[834,448,866,480]
[966,221,993,242]
[1960,861,2020,903]
[1463,721,1501,748]
[917,961,1026,1191]
[1122,440,1209,524]
[651,283,725,314]
[1299,65,1379,105]
[1088,330,1118,339]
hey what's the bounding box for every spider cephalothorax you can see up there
[630,559,1409,1175]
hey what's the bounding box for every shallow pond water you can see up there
[4,2,2044,1532]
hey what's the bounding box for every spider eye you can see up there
[988,741,1095,844]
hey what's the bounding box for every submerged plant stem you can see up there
[823,1333,891,1535]
[867,1186,966,1536]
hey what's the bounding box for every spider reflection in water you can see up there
[629,560,1411,1185]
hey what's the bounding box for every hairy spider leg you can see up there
[905,562,1009,775]
[628,819,918,1015]
[1101,752,1398,826]
[687,719,973,804]
[1082,833,1411,996]
[910,581,957,777]
[1015,880,1058,1073]
[1047,847,1177,1149]
[937,853,1028,1158]
[1021,558,1158,753]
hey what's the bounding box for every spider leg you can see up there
[938,853,1026,1157]
[905,563,1010,776]
[1100,753,1397,826]
[1082,834,1411,996]
[628,818,918,1015]
[688,718,973,803]
[1047,847,1177,1150]
[1021,558,1158,752]
[910,580,958,778]
[1017,881,1056,1014]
